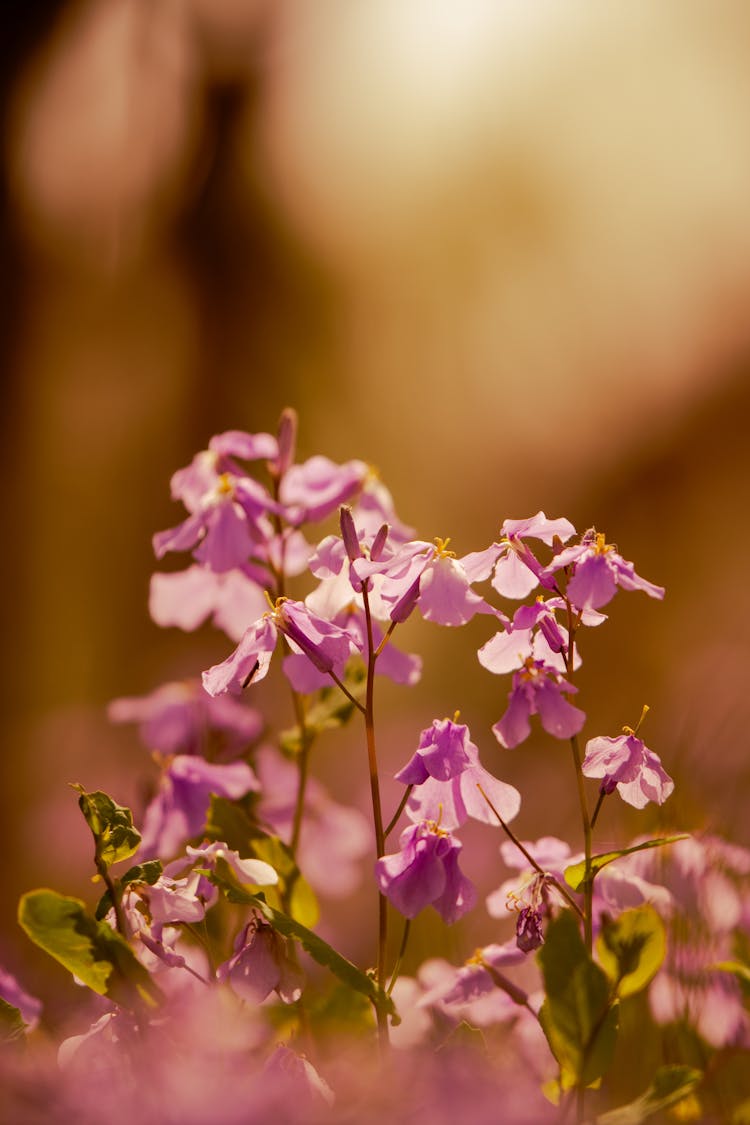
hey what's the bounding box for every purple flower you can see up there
[154,459,279,574]
[202,600,356,697]
[544,528,665,610]
[149,565,269,642]
[492,659,586,748]
[395,718,473,784]
[217,914,303,1004]
[462,512,576,600]
[421,941,526,1012]
[379,539,499,626]
[108,680,262,758]
[375,821,476,924]
[401,722,522,831]
[279,455,367,524]
[583,733,674,809]
[138,756,260,859]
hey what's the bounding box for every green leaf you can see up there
[95,860,163,920]
[204,795,262,855]
[596,1065,702,1124]
[73,786,141,868]
[279,663,365,753]
[597,906,666,998]
[537,910,619,1088]
[18,890,162,1010]
[0,998,26,1047]
[209,861,396,1023]
[563,835,689,893]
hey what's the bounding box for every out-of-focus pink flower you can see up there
[108,679,262,758]
[279,454,368,524]
[255,745,370,897]
[149,564,269,642]
[138,756,260,859]
[0,965,42,1032]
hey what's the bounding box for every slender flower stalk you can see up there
[563,598,594,953]
[476,784,583,920]
[361,579,390,1045]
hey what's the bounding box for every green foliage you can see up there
[95,860,163,921]
[279,663,366,754]
[73,786,141,868]
[537,910,619,1089]
[596,1065,702,1123]
[563,835,689,893]
[205,795,262,854]
[205,800,321,927]
[0,998,26,1047]
[18,890,161,1010]
[208,860,396,1024]
[597,906,666,999]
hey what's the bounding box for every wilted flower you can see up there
[217,913,304,1004]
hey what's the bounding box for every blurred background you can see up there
[2,0,750,1020]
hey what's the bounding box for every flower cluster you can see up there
[9,409,745,1125]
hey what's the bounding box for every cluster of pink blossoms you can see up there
[10,409,747,1124]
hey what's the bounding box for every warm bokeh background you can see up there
[2,0,750,1020]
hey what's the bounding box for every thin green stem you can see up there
[590,789,607,831]
[361,581,389,1046]
[563,600,594,954]
[476,784,584,920]
[328,671,366,714]
[384,785,414,840]
[387,919,411,995]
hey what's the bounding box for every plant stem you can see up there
[384,785,414,840]
[361,581,389,1046]
[563,600,594,954]
[476,784,584,920]
[387,919,411,995]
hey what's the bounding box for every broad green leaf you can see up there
[597,905,666,999]
[597,1065,702,1124]
[280,663,365,753]
[564,835,689,892]
[209,861,396,1022]
[18,890,161,1010]
[95,859,163,921]
[537,910,619,1088]
[73,786,141,868]
[0,998,26,1047]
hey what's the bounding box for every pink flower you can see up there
[375,821,476,924]
[462,512,576,600]
[544,528,664,610]
[399,719,522,831]
[492,659,586,748]
[583,733,674,809]
[149,565,268,642]
[202,599,357,697]
[217,914,303,1004]
[108,680,262,758]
